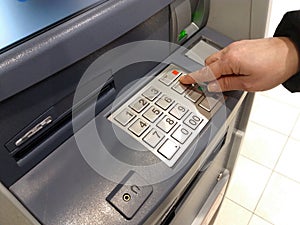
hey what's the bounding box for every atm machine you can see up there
[0,0,267,224]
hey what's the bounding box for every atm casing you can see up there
[0,0,255,224]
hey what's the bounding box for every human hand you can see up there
[180,37,300,92]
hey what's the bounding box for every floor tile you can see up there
[240,121,287,169]
[213,198,252,225]
[255,172,300,225]
[275,138,300,183]
[290,114,300,141]
[249,94,298,135]
[248,215,273,225]
[225,156,272,211]
[261,85,300,110]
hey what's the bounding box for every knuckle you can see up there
[221,78,232,91]
[220,42,245,74]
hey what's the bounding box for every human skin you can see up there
[180,37,300,92]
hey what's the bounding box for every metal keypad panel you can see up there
[108,64,224,167]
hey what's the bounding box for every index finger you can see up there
[205,50,222,65]
[188,66,217,83]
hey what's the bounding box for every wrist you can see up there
[277,37,300,76]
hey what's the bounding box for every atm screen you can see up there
[0,0,107,52]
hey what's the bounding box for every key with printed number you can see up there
[169,103,188,120]
[114,109,136,126]
[143,128,164,148]
[129,118,149,137]
[129,97,149,113]
[142,87,160,101]
[155,95,174,110]
[143,106,162,122]
[157,116,177,133]
[184,113,203,130]
[171,125,192,144]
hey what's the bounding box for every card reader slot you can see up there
[7,79,115,163]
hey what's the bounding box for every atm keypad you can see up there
[109,64,224,167]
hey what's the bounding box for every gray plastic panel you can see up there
[0,0,172,102]
[10,28,247,224]
[10,94,239,225]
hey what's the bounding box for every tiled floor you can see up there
[213,85,300,225]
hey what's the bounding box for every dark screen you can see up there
[0,0,107,51]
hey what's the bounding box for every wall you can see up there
[207,0,270,40]
[265,0,300,37]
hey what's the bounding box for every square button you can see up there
[172,82,188,94]
[159,70,181,86]
[143,106,162,122]
[157,116,177,133]
[142,87,160,101]
[155,95,174,110]
[171,125,191,144]
[158,139,179,160]
[129,97,149,113]
[143,129,164,148]
[185,89,203,103]
[184,113,203,130]
[114,109,136,126]
[169,104,188,120]
[199,94,221,112]
[128,118,149,137]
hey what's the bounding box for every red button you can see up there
[172,70,179,75]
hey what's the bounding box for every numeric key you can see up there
[114,109,136,126]
[129,118,149,137]
[142,87,160,101]
[143,106,162,122]
[155,95,174,110]
[169,103,188,119]
[129,97,149,113]
[143,129,164,148]
[184,113,203,130]
[171,125,191,144]
[157,116,177,133]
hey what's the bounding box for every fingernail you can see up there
[180,74,195,84]
[207,81,221,92]
[179,75,186,83]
